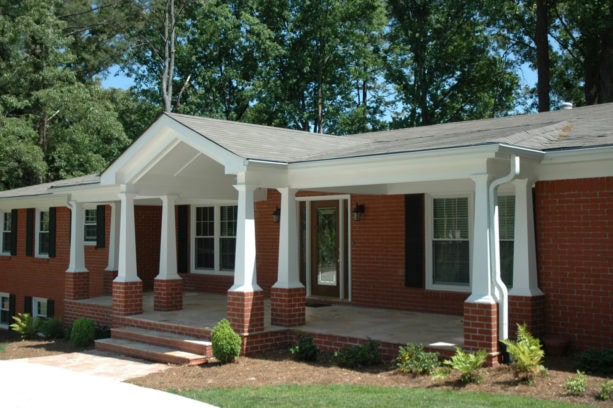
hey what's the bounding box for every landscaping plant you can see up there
[211,319,242,364]
[290,336,319,362]
[9,313,40,340]
[566,370,587,396]
[500,323,545,383]
[69,318,96,347]
[435,348,488,384]
[334,339,381,368]
[396,343,440,375]
[598,380,613,401]
[38,317,64,339]
[577,348,613,375]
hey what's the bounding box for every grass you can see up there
[0,342,6,352]
[176,384,594,408]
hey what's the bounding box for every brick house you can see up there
[1,103,611,363]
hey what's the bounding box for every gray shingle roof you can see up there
[0,174,100,198]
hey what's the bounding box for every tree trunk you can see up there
[536,0,550,112]
[162,0,176,112]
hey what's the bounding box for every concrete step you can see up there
[96,338,209,366]
[111,326,212,356]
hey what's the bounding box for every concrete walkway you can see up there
[0,350,216,408]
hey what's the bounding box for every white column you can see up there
[273,188,303,289]
[157,195,179,280]
[467,174,495,303]
[105,202,119,271]
[230,184,261,292]
[116,190,140,282]
[510,178,543,296]
[66,201,87,273]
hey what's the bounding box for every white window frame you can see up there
[35,209,50,258]
[425,194,474,293]
[32,297,48,319]
[0,211,11,256]
[0,292,10,328]
[190,202,238,276]
[83,206,98,245]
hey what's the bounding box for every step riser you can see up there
[111,328,212,356]
[96,341,207,365]
[114,316,212,339]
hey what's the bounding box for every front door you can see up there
[310,200,345,298]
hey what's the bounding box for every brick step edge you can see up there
[95,338,208,366]
[113,315,213,339]
[111,326,212,356]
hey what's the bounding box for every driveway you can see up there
[0,350,215,408]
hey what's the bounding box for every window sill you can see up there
[191,269,234,277]
[425,283,471,293]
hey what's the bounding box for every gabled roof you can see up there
[0,174,100,199]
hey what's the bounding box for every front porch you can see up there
[69,291,463,360]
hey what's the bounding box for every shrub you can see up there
[577,349,613,375]
[436,348,488,384]
[38,317,64,339]
[10,313,40,340]
[95,326,111,339]
[211,319,242,364]
[397,343,440,376]
[500,323,545,383]
[70,318,96,348]
[566,370,587,396]
[290,336,319,362]
[598,380,613,401]
[334,339,381,368]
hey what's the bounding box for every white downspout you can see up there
[488,155,520,341]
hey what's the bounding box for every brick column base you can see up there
[509,295,545,339]
[103,270,118,295]
[64,272,90,300]
[154,278,183,311]
[464,301,499,366]
[112,281,143,316]
[227,290,265,335]
[271,287,306,327]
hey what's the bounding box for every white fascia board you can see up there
[536,146,613,180]
[288,144,510,189]
[0,194,69,211]
[63,185,122,204]
[244,161,288,188]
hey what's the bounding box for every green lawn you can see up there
[0,342,7,352]
[176,384,593,408]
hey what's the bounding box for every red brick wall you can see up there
[85,205,111,297]
[134,205,161,290]
[535,177,613,350]
[254,189,281,296]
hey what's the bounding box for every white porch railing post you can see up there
[105,202,119,272]
[116,190,139,282]
[273,188,302,289]
[158,195,179,280]
[230,183,260,292]
[510,178,543,296]
[66,200,87,273]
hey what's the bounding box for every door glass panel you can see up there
[317,207,337,286]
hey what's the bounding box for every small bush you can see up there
[436,348,488,384]
[290,336,319,362]
[95,326,111,339]
[566,370,587,396]
[598,380,613,401]
[211,319,242,364]
[70,318,96,348]
[577,349,613,375]
[500,323,545,383]
[397,343,440,376]
[10,313,40,340]
[38,317,64,339]
[334,339,381,368]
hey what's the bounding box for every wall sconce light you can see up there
[352,203,365,221]
[272,207,281,224]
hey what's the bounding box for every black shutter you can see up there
[96,204,106,248]
[47,299,55,318]
[177,205,189,273]
[405,194,425,288]
[8,294,16,328]
[48,207,56,258]
[10,209,18,256]
[24,296,32,314]
[25,208,34,256]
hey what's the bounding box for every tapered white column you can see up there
[105,202,119,272]
[116,190,139,282]
[273,188,302,289]
[230,183,260,292]
[157,195,179,279]
[510,178,543,296]
[66,201,87,273]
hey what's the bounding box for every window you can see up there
[430,197,470,288]
[1,212,12,255]
[498,196,515,288]
[37,210,50,256]
[193,205,238,273]
[32,297,48,319]
[0,293,9,326]
[84,208,97,243]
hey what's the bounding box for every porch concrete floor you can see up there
[79,292,464,349]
